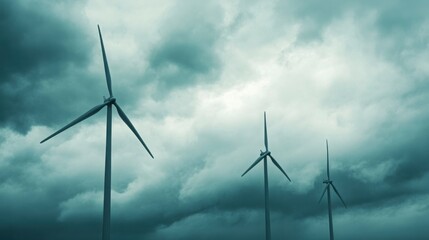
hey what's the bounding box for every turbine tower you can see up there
[40,25,154,240]
[318,140,346,240]
[241,112,291,240]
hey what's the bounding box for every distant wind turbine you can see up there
[40,25,154,240]
[241,112,291,240]
[318,140,346,240]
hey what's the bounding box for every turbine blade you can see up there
[268,154,291,181]
[326,139,330,180]
[331,183,347,208]
[40,102,107,143]
[264,112,268,151]
[113,102,154,159]
[318,185,328,203]
[98,25,113,97]
[241,155,264,177]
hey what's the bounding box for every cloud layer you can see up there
[1,0,429,239]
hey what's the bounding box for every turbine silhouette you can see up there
[40,25,154,240]
[241,112,291,240]
[318,140,346,240]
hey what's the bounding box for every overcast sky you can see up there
[1,0,429,239]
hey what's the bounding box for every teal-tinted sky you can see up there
[1,0,429,239]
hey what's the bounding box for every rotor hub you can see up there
[259,150,270,156]
[323,180,332,184]
[104,97,116,104]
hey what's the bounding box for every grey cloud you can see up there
[271,0,429,80]
[145,1,222,93]
[150,28,218,74]
[0,1,87,77]
[274,0,428,42]
[0,0,97,133]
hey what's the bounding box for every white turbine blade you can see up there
[331,183,347,208]
[318,185,328,203]
[268,154,291,181]
[241,155,264,177]
[326,139,330,180]
[40,102,108,143]
[98,25,113,97]
[113,102,154,159]
[264,112,268,151]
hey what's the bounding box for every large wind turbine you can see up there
[241,112,291,240]
[40,25,154,240]
[318,140,346,240]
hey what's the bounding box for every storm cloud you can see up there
[1,0,429,239]
[0,0,102,133]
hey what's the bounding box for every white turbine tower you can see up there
[318,140,346,240]
[241,112,291,240]
[40,25,154,240]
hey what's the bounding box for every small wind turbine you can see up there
[318,140,346,240]
[241,112,291,240]
[40,25,154,240]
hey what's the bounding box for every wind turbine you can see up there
[40,25,154,240]
[318,140,346,240]
[241,112,291,240]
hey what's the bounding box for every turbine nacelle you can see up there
[260,150,271,157]
[104,96,116,104]
[323,180,332,184]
